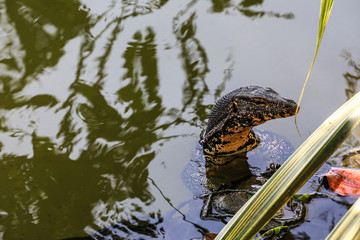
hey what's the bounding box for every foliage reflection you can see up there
[0,0,297,239]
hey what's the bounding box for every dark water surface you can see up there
[1,0,360,239]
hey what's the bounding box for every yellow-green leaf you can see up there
[294,193,310,203]
[295,0,334,134]
[255,226,288,240]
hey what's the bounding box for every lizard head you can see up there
[202,86,298,156]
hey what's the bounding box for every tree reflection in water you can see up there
[330,52,360,168]
[0,0,297,239]
[210,0,294,19]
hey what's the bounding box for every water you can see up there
[0,0,360,239]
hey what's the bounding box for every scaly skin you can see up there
[201,86,298,156]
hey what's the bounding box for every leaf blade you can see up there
[295,0,334,135]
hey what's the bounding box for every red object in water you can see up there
[204,233,217,240]
[325,167,360,197]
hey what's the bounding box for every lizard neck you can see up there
[203,126,260,156]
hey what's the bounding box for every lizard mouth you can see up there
[265,98,298,120]
[282,98,299,117]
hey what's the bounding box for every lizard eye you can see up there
[232,101,238,113]
[264,87,278,94]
